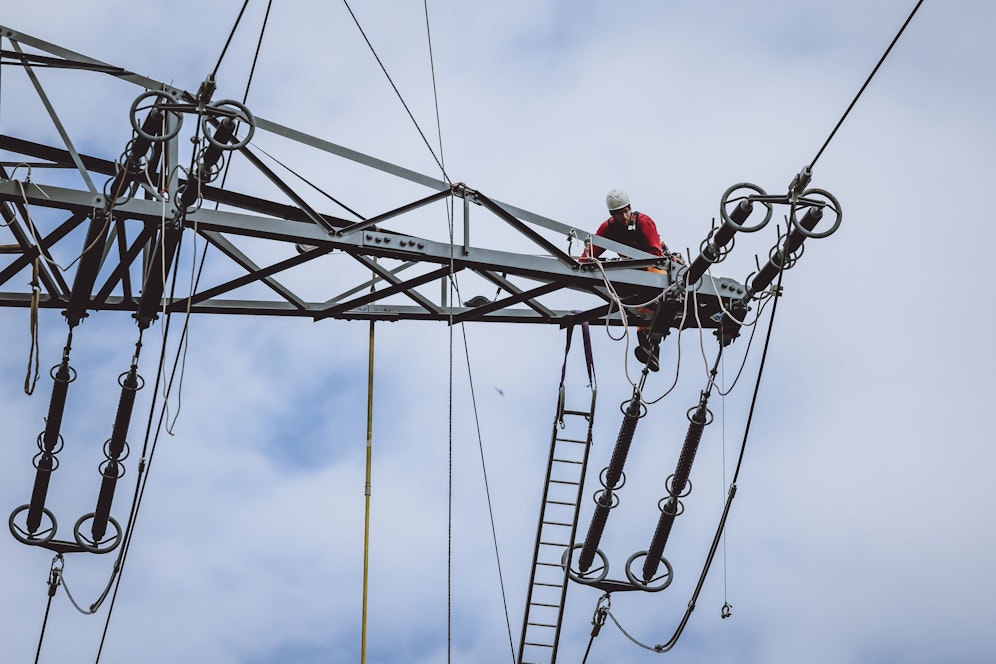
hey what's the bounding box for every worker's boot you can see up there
[634,329,660,372]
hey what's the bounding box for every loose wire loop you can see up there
[580,245,668,397]
[12,169,106,275]
[640,268,695,406]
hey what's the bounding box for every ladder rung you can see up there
[537,561,565,567]
[554,436,587,444]
[524,641,555,647]
[539,540,568,547]
[562,409,591,416]
[552,457,583,465]
[530,602,559,608]
[527,621,558,628]
[541,520,573,527]
[545,499,575,506]
[550,479,579,485]
[537,562,564,588]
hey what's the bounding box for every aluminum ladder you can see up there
[517,324,596,664]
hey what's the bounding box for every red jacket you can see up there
[582,211,664,259]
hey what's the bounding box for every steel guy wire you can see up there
[342,0,450,182]
[212,0,252,79]
[809,0,926,170]
[458,322,517,662]
[423,0,447,181]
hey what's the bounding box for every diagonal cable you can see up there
[809,0,925,168]
[213,0,252,78]
[342,0,450,182]
[458,323,516,661]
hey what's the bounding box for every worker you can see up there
[581,189,665,261]
[582,189,683,372]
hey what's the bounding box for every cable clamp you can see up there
[590,593,611,637]
[47,554,64,597]
[787,166,813,203]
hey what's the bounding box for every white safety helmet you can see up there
[606,189,630,211]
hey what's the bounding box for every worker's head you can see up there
[606,189,632,224]
[606,189,630,212]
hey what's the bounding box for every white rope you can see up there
[580,247,702,405]
[10,165,113,274]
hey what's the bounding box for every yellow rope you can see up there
[361,316,374,664]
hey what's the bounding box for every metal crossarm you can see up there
[0,26,751,331]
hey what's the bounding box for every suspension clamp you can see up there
[47,554,64,597]
[787,166,813,203]
[591,594,611,636]
[195,74,217,108]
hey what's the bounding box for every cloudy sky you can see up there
[2,1,995,663]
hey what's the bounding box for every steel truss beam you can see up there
[0,26,745,329]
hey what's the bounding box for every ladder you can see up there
[517,324,597,664]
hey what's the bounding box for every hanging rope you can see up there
[581,250,694,403]
[457,323,516,661]
[719,352,731,618]
[447,265,454,664]
[24,256,40,394]
[161,217,188,436]
[361,279,375,664]
[11,169,108,273]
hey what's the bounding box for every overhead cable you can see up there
[342,0,450,181]
[809,0,926,169]
[423,0,446,176]
[458,322,517,661]
[212,0,252,78]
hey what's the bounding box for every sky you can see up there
[2,1,995,663]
